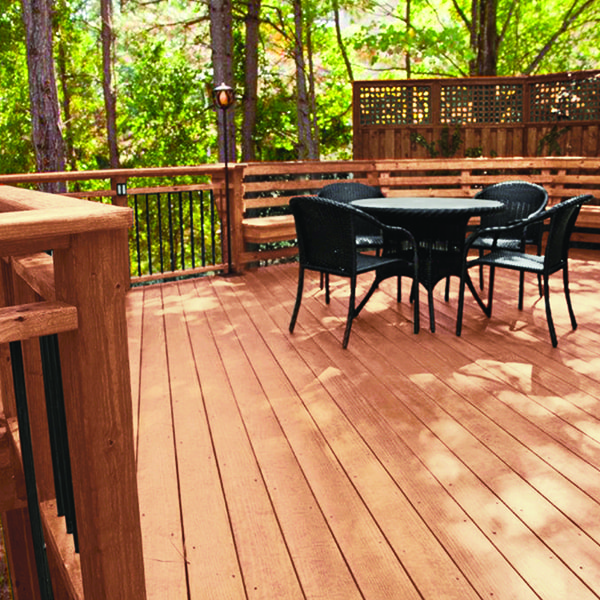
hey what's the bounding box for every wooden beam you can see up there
[0,417,26,513]
[10,254,56,302]
[40,500,83,600]
[0,302,78,345]
[53,228,146,600]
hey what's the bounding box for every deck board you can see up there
[129,250,600,600]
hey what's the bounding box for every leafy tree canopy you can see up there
[0,0,598,175]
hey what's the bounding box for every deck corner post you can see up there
[52,227,146,600]
[229,163,246,273]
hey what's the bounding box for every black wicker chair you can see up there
[456,194,592,347]
[318,182,385,251]
[318,182,386,294]
[472,180,549,308]
[289,195,419,348]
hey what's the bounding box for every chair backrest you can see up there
[475,180,549,241]
[543,194,592,270]
[318,182,384,239]
[290,195,367,276]
[318,181,384,203]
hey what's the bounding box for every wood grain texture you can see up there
[0,302,77,345]
[130,250,600,600]
[53,228,146,600]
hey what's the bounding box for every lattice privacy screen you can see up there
[357,72,600,126]
[357,85,431,126]
[531,78,600,122]
[440,84,522,124]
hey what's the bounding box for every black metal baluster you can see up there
[189,191,196,269]
[178,192,185,271]
[210,190,217,264]
[39,335,78,552]
[167,192,175,272]
[200,191,206,266]
[145,194,152,275]
[9,341,55,600]
[157,194,164,273]
[134,194,142,277]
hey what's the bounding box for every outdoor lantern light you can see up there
[213,82,236,274]
[213,82,235,110]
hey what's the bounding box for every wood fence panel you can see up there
[354,71,600,160]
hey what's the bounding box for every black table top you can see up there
[352,196,504,216]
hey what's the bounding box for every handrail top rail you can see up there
[0,163,227,185]
[2,156,600,187]
[0,185,132,246]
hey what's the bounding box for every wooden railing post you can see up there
[229,163,246,273]
[52,227,146,600]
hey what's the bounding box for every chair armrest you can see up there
[465,211,546,252]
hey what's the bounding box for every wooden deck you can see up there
[127,250,600,600]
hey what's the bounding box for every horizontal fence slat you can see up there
[0,302,78,344]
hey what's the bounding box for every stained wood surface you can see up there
[131,250,600,600]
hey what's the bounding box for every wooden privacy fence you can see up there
[0,186,146,599]
[353,70,600,160]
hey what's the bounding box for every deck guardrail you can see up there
[0,186,146,599]
[1,157,599,278]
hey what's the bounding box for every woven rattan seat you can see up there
[472,180,549,307]
[289,195,419,348]
[456,194,593,347]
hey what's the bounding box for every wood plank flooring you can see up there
[128,250,600,600]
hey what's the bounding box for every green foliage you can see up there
[536,125,569,156]
[411,125,463,157]
[118,40,215,168]
[1,0,599,179]
[0,1,34,174]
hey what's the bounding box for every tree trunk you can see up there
[20,0,66,193]
[469,0,478,75]
[305,13,320,159]
[101,0,120,168]
[477,0,497,75]
[56,25,79,178]
[405,0,411,78]
[292,0,315,160]
[210,0,236,163]
[241,0,260,162]
[332,0,353,81]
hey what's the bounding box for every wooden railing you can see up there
[1,157,599,279]
[0,186,146,599]
[234,157,600,268]
[0,166,227,284]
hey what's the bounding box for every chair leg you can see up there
[518,271,525,311]
[563,265,578,331]
[456,272,467,336]
[342,276,357,349]
[457,266,495,337]
[444,276,450,301]
[427,287,436,333]
[478,250,484,290]
[325,273,330,304]
[412,279,420,334]
[542,274,558,347]
[486,266,496,316]
[289,267,305,334]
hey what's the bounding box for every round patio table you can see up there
[351,196,504,332]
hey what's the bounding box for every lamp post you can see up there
[213,82,235,274]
